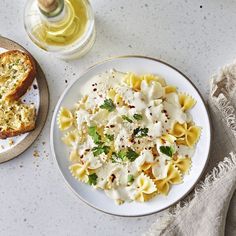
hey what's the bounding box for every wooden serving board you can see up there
[0,36,49,163]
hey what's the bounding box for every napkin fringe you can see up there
[146,152,236,236]
[210,60,236,137]
[212,94,236,137]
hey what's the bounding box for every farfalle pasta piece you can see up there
[62,129,80,147]
[84,153,103,170]
[142,191,158,201]
[135,150,154,171]
[75,95,88,110]
[69,162,90,182]
[172,155,191,174]
[155,163,182,195]
[57,107,74,131]
[185,126,201,147]
[143,74,166,86]
[171,122,187,137]
[124,73,142,91]
[179,93,196,111]
[130,173,157,202]
[171,122,201,147]
[69,149,81,163]
[161,133,177,143]
[107,88,116,100]
[107,89,124,106]
[176,137,187,146]
[141,162,153,171]
[164,86,176,94]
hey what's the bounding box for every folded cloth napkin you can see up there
[145,61,236,236]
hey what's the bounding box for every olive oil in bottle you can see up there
[24,0,95,59]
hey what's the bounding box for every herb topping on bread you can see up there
[0,50,36,101]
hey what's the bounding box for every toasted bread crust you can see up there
[0,50,36,101]
[0,122,36,139]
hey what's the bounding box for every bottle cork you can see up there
[38,0,58,13]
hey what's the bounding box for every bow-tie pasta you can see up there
[57,107,74,131]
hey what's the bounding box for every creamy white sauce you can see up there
[62,70,199,204]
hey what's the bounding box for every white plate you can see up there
[0,36,49,163]
[50,56,211,217]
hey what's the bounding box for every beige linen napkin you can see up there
[145,61,236,236]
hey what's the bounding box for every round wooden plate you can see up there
[0,36,49,163]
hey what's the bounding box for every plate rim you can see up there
[0,36,50,163]
[50,55,212,217]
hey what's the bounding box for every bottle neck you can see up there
[38,0,65,18]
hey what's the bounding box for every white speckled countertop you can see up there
[1,0,236,235]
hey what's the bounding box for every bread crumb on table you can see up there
[33,150,40,158]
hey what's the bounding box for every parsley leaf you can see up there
[122,115,133,123]
[160,146,175,157]
[117,150,127,160]
[88,173,98,185]
[111,152,119,163]
[127,174,134,184]
[88,126,101,144]
[126,148,139,162]
[133,114,142,120]
[133,127,149,138]
[100,99,116,112]
[111,150,126,163]
[92,145,110,156]
[105,134,114,141]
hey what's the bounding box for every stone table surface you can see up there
[0,0,236,235]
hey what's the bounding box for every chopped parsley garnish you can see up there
[127,174,134,184]
[122,115,133,123]
[92,145,110,156]
[88,173,98,185]
[160,146,175,157]
[100,99,116,112]
[111,149,139,162]
[133,127,149,138]
[133,114,142,120]
[105,133,114,141]
[126,148,139,162]
[111,150,126,163]
[111,152,119,163]
[88,126,101,144]
[117,150,127,160]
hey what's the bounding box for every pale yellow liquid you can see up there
[33,0,88,47]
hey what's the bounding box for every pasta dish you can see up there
[57,70,201,204]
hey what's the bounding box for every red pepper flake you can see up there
[110,174,116,182]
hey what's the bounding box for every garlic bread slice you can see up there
[0,50,36,101]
